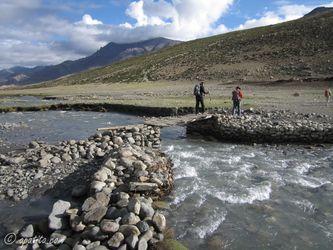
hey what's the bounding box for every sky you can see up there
[0,0,332,69]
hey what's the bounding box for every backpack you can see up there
[194,85,201,96]
[325,89,330,97]
[232,90,239,101]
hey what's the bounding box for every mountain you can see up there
[37,7,333,86]
[304,7,333,18]
[0,66,31,83]
[0,37,180,85]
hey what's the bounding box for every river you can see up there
[0,111,142,152]
[0,111,332,249]
[162,127,333,249]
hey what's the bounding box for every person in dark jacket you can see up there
[325,88,331,106]
[194,81,209,114]
[232,86,242,116]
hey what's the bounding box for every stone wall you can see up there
[0,102,225,117]
[187,113,333,144]
[98,124,161,149]
[0,103,178,117]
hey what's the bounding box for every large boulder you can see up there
[119,225,141,237]
[125,234,138,249]
[83,206,108,224]
[105,207,128,220]
[139,203,155,219]
[152,212,166,232]
[119,148,133,158]
[129,182,158,192]
[20,224,34,238]
[91,181,106,192]
[136,221,149,234]
[103,158,116,169]
[121,212,140,225]
[141,229,154,241]
[51,156,62,164]
[82,197,100,212]
[48,200,71,230]
[137,238,148,250]
[113,137,124,146]
[100,219,119,233]
[128,198,141,215]
[94,192,110,207]
[107,232,124,248]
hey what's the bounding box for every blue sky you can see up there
[52,0,332,27]
[0,0,332,68]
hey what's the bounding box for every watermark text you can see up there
[3,233,59,245]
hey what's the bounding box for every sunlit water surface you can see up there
[162,127,333,249]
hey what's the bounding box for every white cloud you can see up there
[278,4,313,20]
[124,0,234,40]
[126,1,150,26]
[0,0,235,68]
[237,11,283,30]
[126,0,176,26]
[236,1,333,30]
[1,0,332,69]
[0,39,80,68]
[214,23,230,34]
[80,14,103,25]
[119,22,133,29]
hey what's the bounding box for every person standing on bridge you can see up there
[194,81,209,114]
[325,88,331,106]
[232,86,243,116]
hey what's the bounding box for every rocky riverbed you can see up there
[187,109,333,143]
[0,122,27,131]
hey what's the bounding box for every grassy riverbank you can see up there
[1,80,332,115]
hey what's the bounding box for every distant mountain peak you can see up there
[0,37,181,86]
[304,7,333,18]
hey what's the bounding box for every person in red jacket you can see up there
[325,88,331,106]
[232,86,243,116]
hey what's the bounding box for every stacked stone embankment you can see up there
[187,111,333,143]
[0,124,162,201]
[1,124,174,249]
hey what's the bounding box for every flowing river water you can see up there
[0,111,333,249]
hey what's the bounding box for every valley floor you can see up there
[1,80,332,116]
